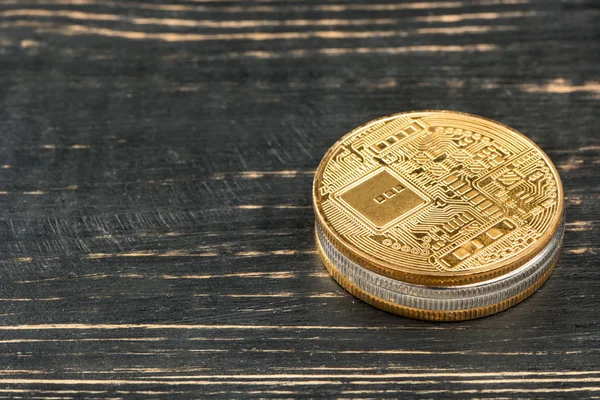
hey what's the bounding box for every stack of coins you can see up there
[313,111,564,321]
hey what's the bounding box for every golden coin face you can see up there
[313,111,564,285]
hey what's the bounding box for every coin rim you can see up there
[313,110,564,286]
[316,218,563,311]
[317,233,560,321]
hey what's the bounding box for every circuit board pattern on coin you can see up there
[313,111,563,278]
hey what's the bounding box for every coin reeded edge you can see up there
[315,218,564,321]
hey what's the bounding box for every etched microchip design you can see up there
[315,112,562,275]
[336,168,429,231]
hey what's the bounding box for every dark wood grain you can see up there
[0,0,598,398]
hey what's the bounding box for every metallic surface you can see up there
[313,111,564,320]
[313,111,564,286]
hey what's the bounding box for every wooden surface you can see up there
[0,0,599,398]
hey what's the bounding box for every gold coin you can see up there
[313,111,564,320]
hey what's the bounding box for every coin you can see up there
[313,111,564,321]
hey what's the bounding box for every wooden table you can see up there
[1,0,598,398]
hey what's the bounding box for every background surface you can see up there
[0,0,599,398]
